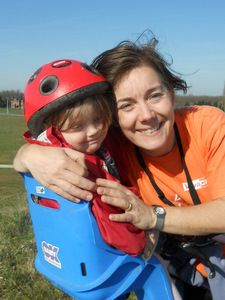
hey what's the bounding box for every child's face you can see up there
[61,103,108,154]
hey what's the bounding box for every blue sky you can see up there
[1,0,225,96]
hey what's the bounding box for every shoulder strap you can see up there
[174,123,201,205]
[134,145,175,206]
[134,123,201,206]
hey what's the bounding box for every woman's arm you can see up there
[14,144,97,202]
[96,178,225,235]
[164,197,225,235]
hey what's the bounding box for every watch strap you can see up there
[152,205,166,231]
[154,214,165,231]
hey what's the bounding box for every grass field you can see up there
[0,114,74,299]
[0,114,137,299]
[0,114,25,165]
[0,108,23,115]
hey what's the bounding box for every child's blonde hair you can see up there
[42,94,113,133]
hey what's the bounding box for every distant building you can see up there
[11,99,23,109]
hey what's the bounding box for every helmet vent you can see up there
[39,75,59,96]
[28,67,42,84]
[81,63,101,76]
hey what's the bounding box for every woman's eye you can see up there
[148,92,164,103]
[152,92,163,98]
[119,103,132,111]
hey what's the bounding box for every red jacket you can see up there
[23,127,146,256]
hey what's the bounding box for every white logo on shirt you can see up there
[182,177,208,191]
[174,194,181,202]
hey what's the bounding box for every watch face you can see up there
[155,206,165,215]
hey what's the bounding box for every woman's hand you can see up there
[96,178,157,230]
[96,178,159,259]
[97,178,225,236]
[14,144,97,202]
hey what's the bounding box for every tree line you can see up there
[175,95,224,110]
[0,90,23,107]
[0,89,224,111]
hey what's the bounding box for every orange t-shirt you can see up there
[125,106,225,207]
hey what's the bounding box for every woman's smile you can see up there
[137,122,162,135]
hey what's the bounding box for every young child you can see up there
[22,59,146,256]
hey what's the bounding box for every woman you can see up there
[14,35,225,299]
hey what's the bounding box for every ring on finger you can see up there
[125,202,132,212]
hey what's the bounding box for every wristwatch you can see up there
[152,205,166,231]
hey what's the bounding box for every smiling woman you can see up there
[13,34,225,299]
[115,65,176,158]
[91,36,225,299]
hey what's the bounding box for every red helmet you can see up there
[23,59,108,138]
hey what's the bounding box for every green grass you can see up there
[0,108,23,115]
[0,115,26,164]
[0,115,137,299]
[0,116,73,299]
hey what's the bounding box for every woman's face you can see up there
[115,65,176,157]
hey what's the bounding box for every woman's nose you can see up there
[138,102,156,122]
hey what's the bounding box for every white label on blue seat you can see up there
[42,241,61,268]
[36,186,45,194]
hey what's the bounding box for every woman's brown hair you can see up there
[91,32,188,95]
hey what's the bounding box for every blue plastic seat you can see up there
[21,173,174,300]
